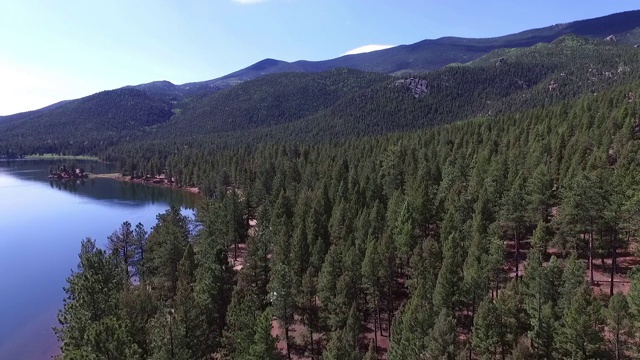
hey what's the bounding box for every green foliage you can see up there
[607,293,631,359]
[55,238,137,359]
[555,285,605,359]
[472,298,503,359]
[45,29,640,359]
[146,205,190,300]
[247,308,281,360]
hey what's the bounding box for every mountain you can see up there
[165,68,389,137]
[4,11,640,158]
[188,9,640,85]
[116,10,640,100]
[187,35,640,145]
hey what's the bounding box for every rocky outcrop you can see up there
[394,78,429,98]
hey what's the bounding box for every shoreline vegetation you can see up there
[25,154,100,161]
[91,173,200,195]
[48,165,89,180]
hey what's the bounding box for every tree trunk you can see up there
[610,230,618,297]
[614,329,620,360]
[308,294,315,359]
[387,282,393,338]
[373,312,382,352]
[285,324,291,360]
[233,240,238,262]
[377,300,383,337]
[284,302,291,360]
[589,227,594,284]
[309,327,314,360]
[514,228,520,282]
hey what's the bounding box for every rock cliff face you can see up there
[394,78,429,97]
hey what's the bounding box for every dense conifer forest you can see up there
[13,33,640,359]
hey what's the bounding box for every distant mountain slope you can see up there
[6,9,640,122]
[186,9,640,88]
[165,68,389,136]
[192,35,640,145]
[0,100,70,125]
[0,88,174,155]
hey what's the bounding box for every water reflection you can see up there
[0,159,198,360]
[1,159,199,209]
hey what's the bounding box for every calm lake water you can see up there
[0,160,198,360]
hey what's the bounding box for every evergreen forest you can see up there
[15,31,640,359]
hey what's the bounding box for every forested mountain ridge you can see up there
[163,68,390,137]
[108,35,640,151]
[176,9,640,84]
[2,34,640,158]
[3,9,640,132]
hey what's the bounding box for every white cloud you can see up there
[231,0,268,4]
[342,44,395,56]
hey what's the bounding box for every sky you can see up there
[1,1,639,115]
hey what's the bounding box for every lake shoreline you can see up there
[91,173,201,195]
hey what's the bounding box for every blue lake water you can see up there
[0,160,197,360]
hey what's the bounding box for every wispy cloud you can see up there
[231,0,269,4]
[342,44,395,56]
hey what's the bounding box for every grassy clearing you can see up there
[24,154,100,161]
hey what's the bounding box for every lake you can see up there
[0,159,198,360]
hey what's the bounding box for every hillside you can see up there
[190,9,640,86]
[150,35,640,146]
[2,35,640,158]
[0,88,174,156]
[5,9,640,131]
[165,68,389,136]
[63,56,640,359]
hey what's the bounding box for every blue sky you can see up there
[1,0,639,115]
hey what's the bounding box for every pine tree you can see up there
[558,254,586,316]
[119,285,158,358]
[194,201,235,357]
[107,221,135,281]
[72,316,142,360]
[363,340,377,360]
[627,267,640,357]
[522,247,555,356]
[222,282,261,359]
[269,263,296,360]
[472,298,502,359]
[555,285,605,359]
[132,222,148,281]
[146,205,190,300]
[148,308,190,360]
[394,199,416,267]
[387,284,434,360]
[55,238,135,358]
[174,244,199,357]
[499,173,528,282]
[558,173,605,284]
[362,238,383,347]
[248,308,281,360]
[298,268,318,358]
[607,293,630,360]
[496,280,526,357]
[323,329,359,360]
[433,232,463,313]
[408,238,440,297]
[426,308,457,360]
[529,221,550,252]
[526,164,553,224]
